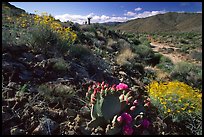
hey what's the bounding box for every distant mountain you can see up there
[113,12,202,33]
[101,22,124,26]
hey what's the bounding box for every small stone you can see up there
[19,70,33,81]
[32,117,58,135]
[10,127,26,135]
[67,130,75,135]
[35,54,45,62]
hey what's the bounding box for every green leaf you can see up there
[87,117,106,128]
[102,95,121,121]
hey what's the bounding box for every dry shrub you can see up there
[116,47,136,66]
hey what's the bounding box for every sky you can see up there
[9,2,202,24]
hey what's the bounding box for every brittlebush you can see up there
[33,12,77,45]
[146,81,202,122]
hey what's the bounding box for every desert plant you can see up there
[170,61,202,89]
[38,83,75,109]
[51,58,70,72]
[147,81,202,134]
[84,82,151,135]
[68,45,91,59]
[29,12,77,55]
[156,56,174,73]
[116,47,136,66]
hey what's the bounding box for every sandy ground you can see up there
[150,42,201,65]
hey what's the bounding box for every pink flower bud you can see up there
[117,116,123,124]
[91,97,96,104]
[88,86,91,92]
[133,100,138,106]
[101,81,105,86]
[123,124,133,135]
[93,88,98,96]
[86,92,89,98]
[144,102,150,107]
[130,106,136,111]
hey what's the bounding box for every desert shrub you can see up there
[116,47,136,66]
[68,45,91,59]
[38,83,75,108]
[51,58,70,72]
[147,52,163,66]
[29,25,59,54]
[179,39,189,44]
[156,56,174,73]
[147,81,202,135]
[29,12,77,55]
[170,61,202,89]
[133,44,154,59]
[190,50,202,61]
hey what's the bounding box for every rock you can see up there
[12,62,26,71]
[65,108,77,118]
[67,130,75,135]
[119,71,127,76]
[2,53,12,61]
[2,61,14,71]
[10,127,26,135]
[22,52,34,61]
[19,70,33,81]
[80,122,92,135]
[32,117,59,135]
[35,54,45,62]
[33,67,45,77]
[79,106,90,118]
[7,82,19,89]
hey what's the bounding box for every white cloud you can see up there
[55,13,128,24]
[135,7,142,11]
[124,10,167,19]
[54,10,168,24]
[196,11,202,13]
[124,11,137,16]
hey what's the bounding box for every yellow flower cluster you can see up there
[33,12,77,43]
[146,81,202,120]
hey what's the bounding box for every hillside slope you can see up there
[114,12,202,33]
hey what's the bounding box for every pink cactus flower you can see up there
[117,116,123,124]
[123,124,133,135]
[141,119,150,129]
[121,112,132,124]
[116,83,128,90]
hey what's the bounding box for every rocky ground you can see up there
[2,27,149,135]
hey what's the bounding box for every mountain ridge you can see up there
[113,12,202,33]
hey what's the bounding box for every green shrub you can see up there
[170,61,202,89]
[134,44,154,59]
[156,56,174,73]
[29,25,59,54]
[38,83,75,108]
[190,50,202,61]
[68,45,91,59]
[51,58,70,72]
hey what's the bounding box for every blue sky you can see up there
[9,2,202,24]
